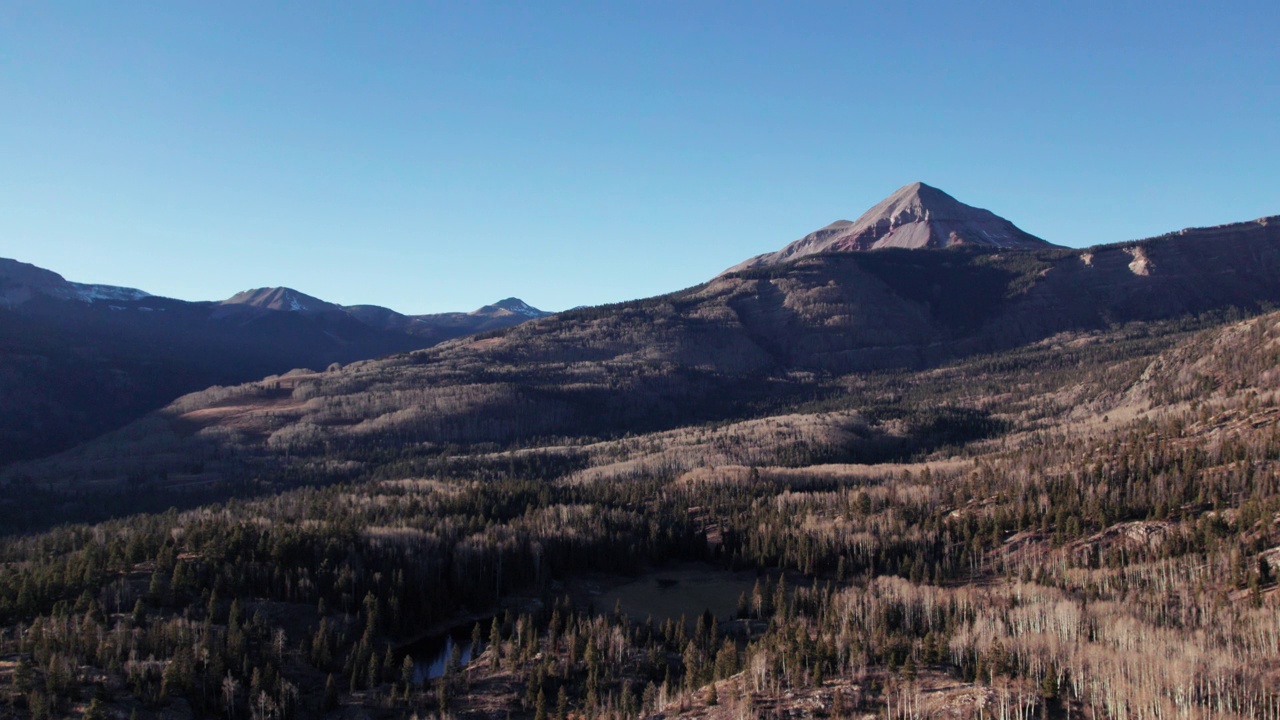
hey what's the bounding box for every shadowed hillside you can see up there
[1,264,1279,719]
[0,259,548,466]
[3,205,1280,720]
[8,214,1280,500]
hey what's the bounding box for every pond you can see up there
[407,564,758,681]
[405,620,486,684]
[592,563,758,625]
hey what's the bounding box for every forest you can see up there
[1,282,1279,717]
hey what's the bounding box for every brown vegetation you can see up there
[5,230,1280,717]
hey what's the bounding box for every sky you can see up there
[2,2,1277,314]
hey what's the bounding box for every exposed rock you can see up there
[724,182,1053,274]
[1126,246,1154,276]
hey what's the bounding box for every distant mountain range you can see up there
[12,183,1278,495]
[218,286,547,337]
[0,259,549,465]
[213,285,554,348]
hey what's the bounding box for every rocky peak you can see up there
[723,182,1055,274]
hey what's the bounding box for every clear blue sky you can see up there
[3,2,1277,313]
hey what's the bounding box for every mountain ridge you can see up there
[17,208,1280,491]
[6,200,1280,720]
[221,286,550,325]
[5,199,1278,475]
[0,257,152,307]
[0,260,551,466]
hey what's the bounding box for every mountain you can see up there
[0,262,550,466]
[5,208,1280,720]
[725,182,1053,274]
[0,258,151,307]
[220,286,344,314]
[342,296,551,339]
[222,286,550,338]
[5,299,1278,716]
[19,209,1280,493]
[477,297,549,319]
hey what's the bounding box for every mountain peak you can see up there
[882,180,959,209]
[221,287,340,314]
[472,297,548,319]
[866,182,994,224]
[889,180,940,199]
[724,183,1055,274]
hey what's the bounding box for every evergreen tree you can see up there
[324,673,339,710]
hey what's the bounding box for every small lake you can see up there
[593,563,757,625]
[406,621,485,684]
[408,565,756,681]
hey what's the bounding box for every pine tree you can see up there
[324,673,339,710]
[436,677,449,714]
[489,617,503,670]
[534,687,548,720]
[556,686,569,720]
[13,656,34,693]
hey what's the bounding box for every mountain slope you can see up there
[725,182,1053,274]
[6,270,1280,720]
[7,214,1280,720]
[0,262,550,466]
[0,258,151,307]
[18,212,1280,490]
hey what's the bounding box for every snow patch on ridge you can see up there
[67,283,153,303]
